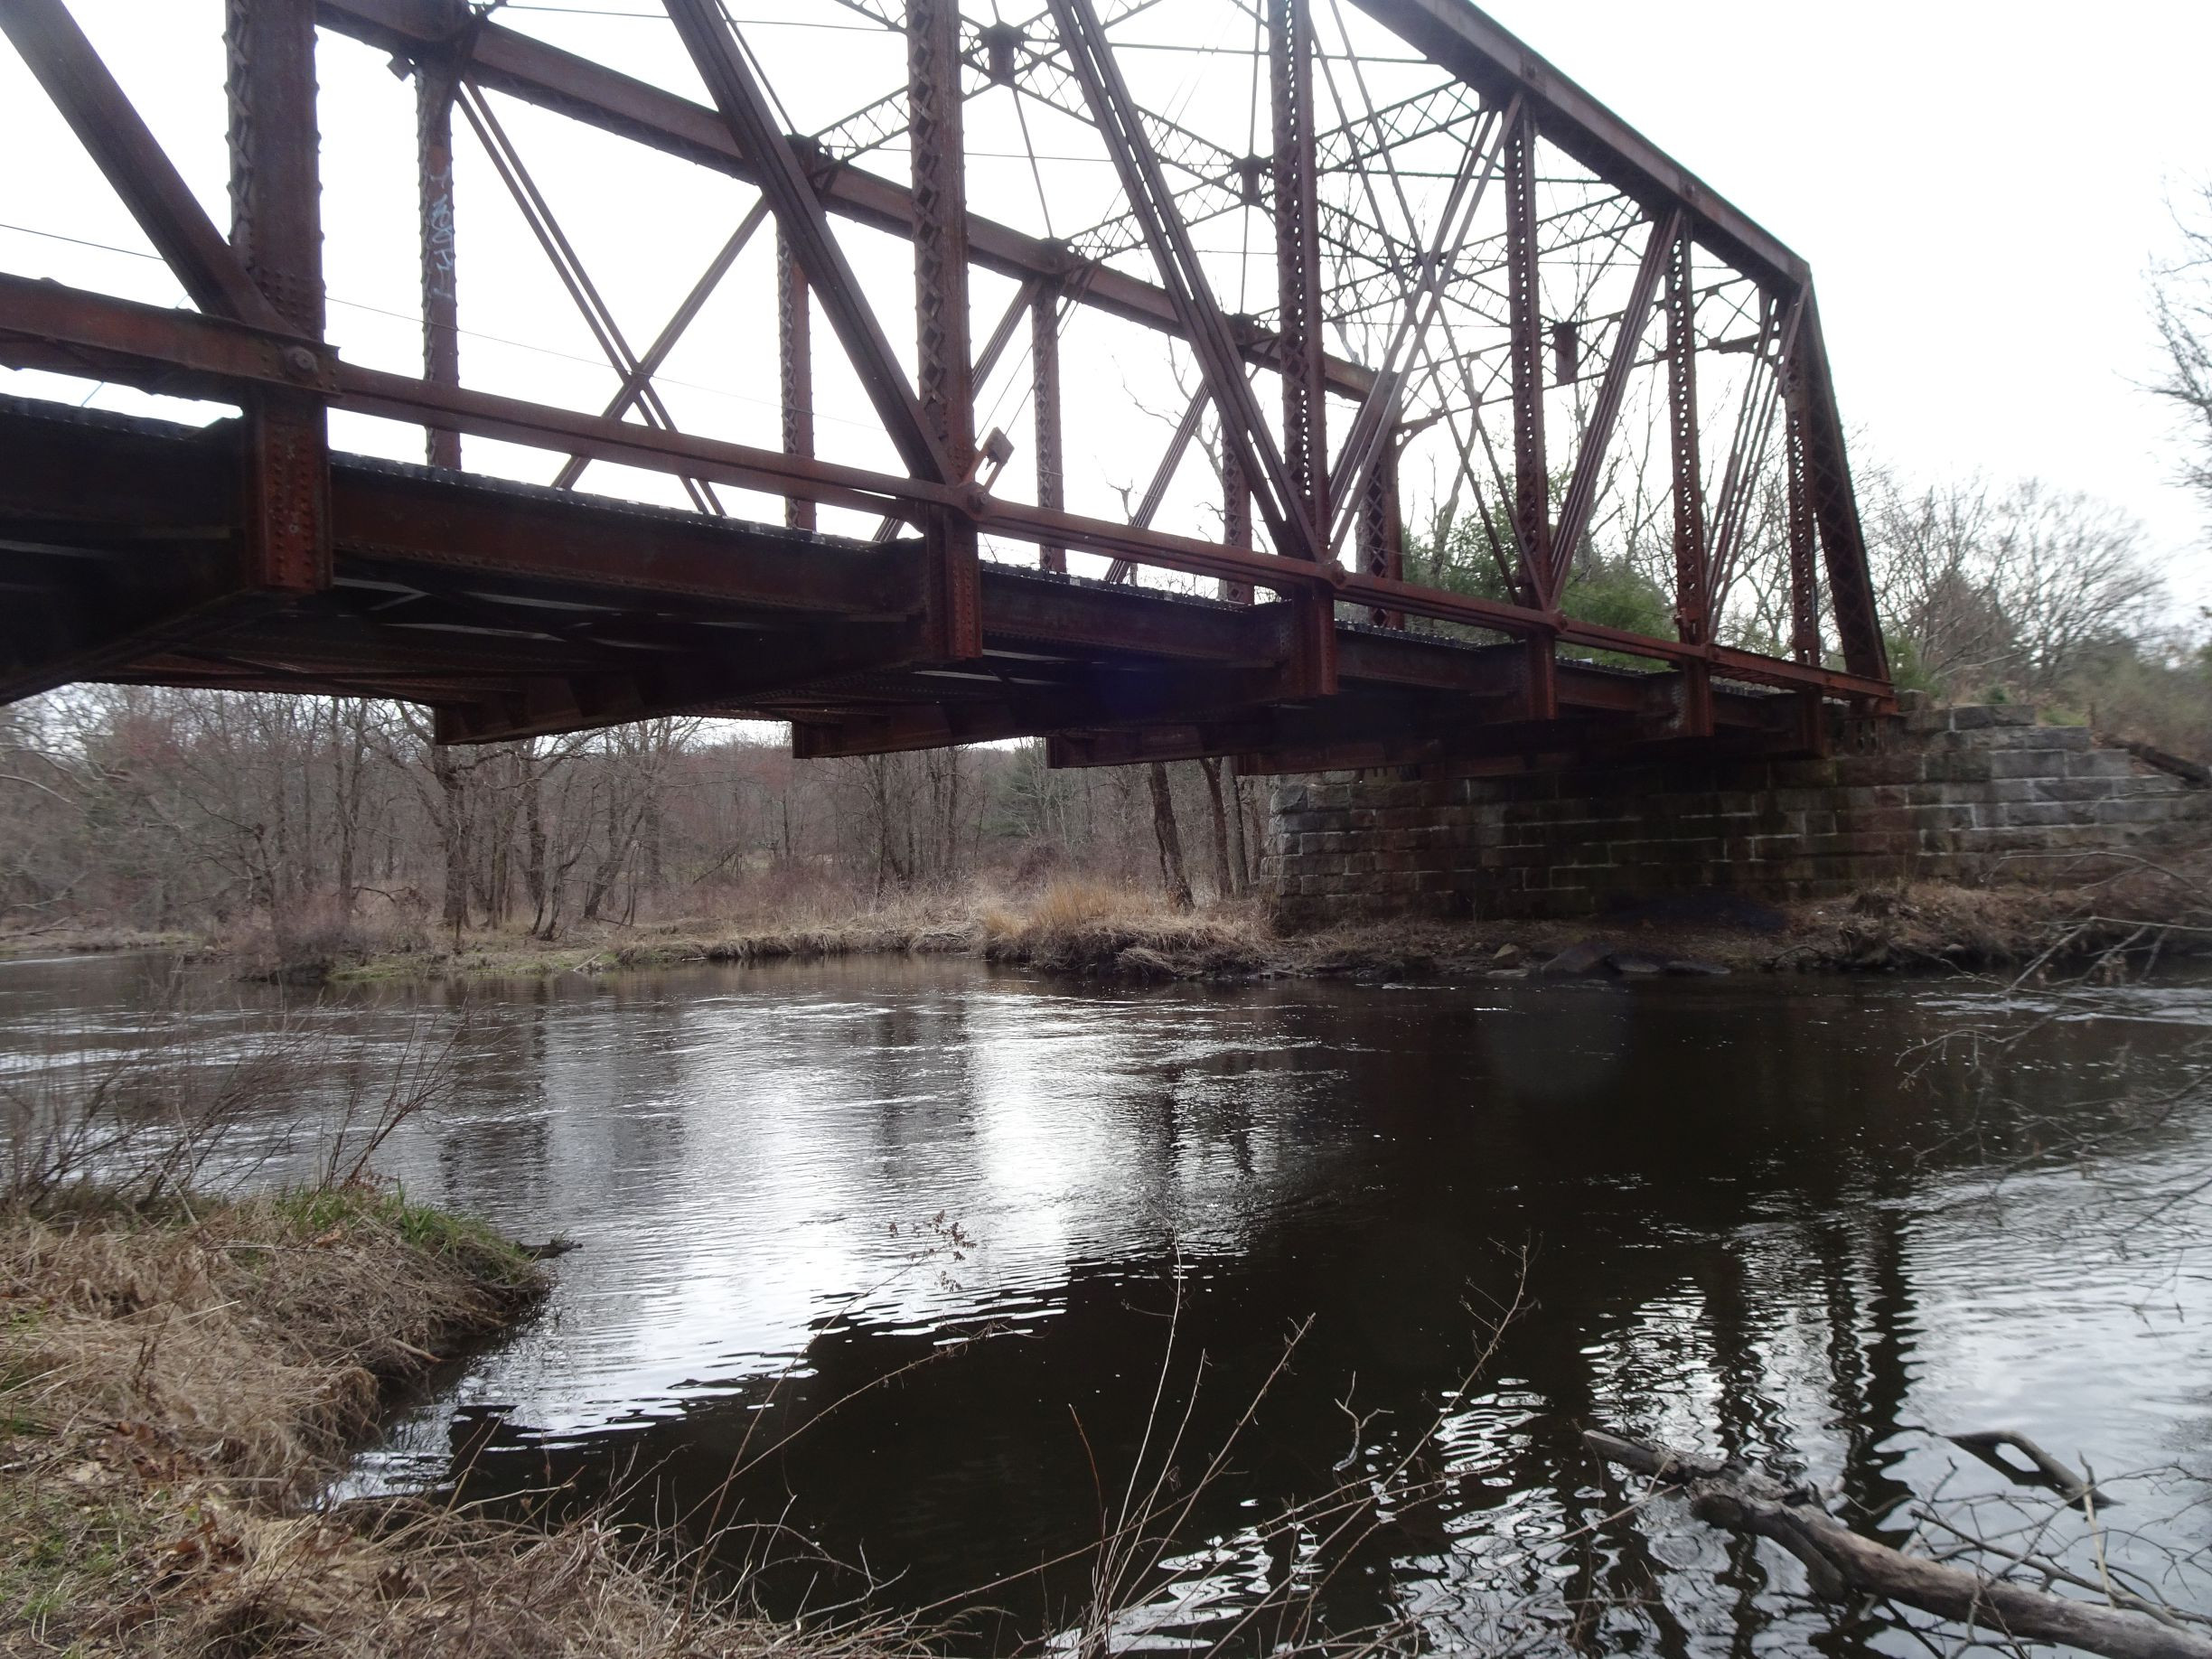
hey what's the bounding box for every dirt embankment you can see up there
[0,1189,893,1657]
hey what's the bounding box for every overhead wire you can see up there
[498,5,887,23]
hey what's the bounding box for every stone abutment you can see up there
[1263,703,2212,924]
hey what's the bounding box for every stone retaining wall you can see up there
[1264,703,2212,924]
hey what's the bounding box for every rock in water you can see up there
[1537,938,1614,977]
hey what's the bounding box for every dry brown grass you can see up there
[975,877,1270,977]
[121,1500,920,1659]
[314,855,2212,989]
[330,877,1276,983]
[2,1190,539,1493]
[0,1190,922,1657]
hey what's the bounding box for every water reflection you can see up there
[4,953,2209,1654]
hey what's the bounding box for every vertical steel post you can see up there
[1785,381,1820,667]
[226,0,328,594]
[417,54,461,470]
[777,228,815,531]
[1032,281,1065,572]
[228,0,322,338]
[1268,0,1326,541]
[1664,226,1706,644]
[1502,105,1550,609]
[1359,435,1402,627]
[1268,0,1336,698]
[1220,443,1253,605]
[908,0,979,657]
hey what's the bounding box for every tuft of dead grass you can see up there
[976,877,1270,977]
[0,1189,924,1657]
[3,1190,537,1490]
[134,1498,919,1659]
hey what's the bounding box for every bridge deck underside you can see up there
[0,398,1820,773]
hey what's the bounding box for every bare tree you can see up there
[2154,181,2212,520]
[1863,470,2161,698]
[1989,482,2165,694]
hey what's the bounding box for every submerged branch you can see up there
[1586,1429,2212,1659]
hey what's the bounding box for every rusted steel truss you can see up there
[0,0,1891,771]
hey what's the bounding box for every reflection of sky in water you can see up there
[391,980,1360,1435]
[6,952,2212,1654]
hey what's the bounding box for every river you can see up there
[5,951,2210,1654]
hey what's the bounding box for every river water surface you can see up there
[6,951,2211,1654]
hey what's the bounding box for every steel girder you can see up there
[0,0,1892,757]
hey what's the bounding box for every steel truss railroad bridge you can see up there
[0,0,1892,773]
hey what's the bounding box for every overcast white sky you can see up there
[4,1,2209,608]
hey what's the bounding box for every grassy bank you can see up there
[296,866,2212,987]
[0,928,206,963]
[0,1186,883,1657]
[10,864,2208,991]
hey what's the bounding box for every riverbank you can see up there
[0,927,207,963]
[0,1187,880,1656]
[9,864,2207,989]
[333,866,2212,984]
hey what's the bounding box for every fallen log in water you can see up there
[1586,1429,2212,1659]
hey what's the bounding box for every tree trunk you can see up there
[1198,756,1235,899]
[1148,762,1193,909]
[523,752,548,935]
[331,703,367,918]
[581,781,626,923]
[1223,758,1250,897]
[642,792,664,895]
[1237,770,1265,890]
[432,743,469,945]
[940,749,961,882]
[484,752,513,928]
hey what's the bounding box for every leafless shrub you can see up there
[1,990,463,1207]
[886,1252,1541,1658]
[2,1017,309,1209]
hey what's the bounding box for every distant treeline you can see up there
[0,693,1266,944]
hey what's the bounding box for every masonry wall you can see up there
[1263,703,2212,924]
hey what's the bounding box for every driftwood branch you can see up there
[1586,1429,2212,1659]
[1947,1429,2104,1505]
